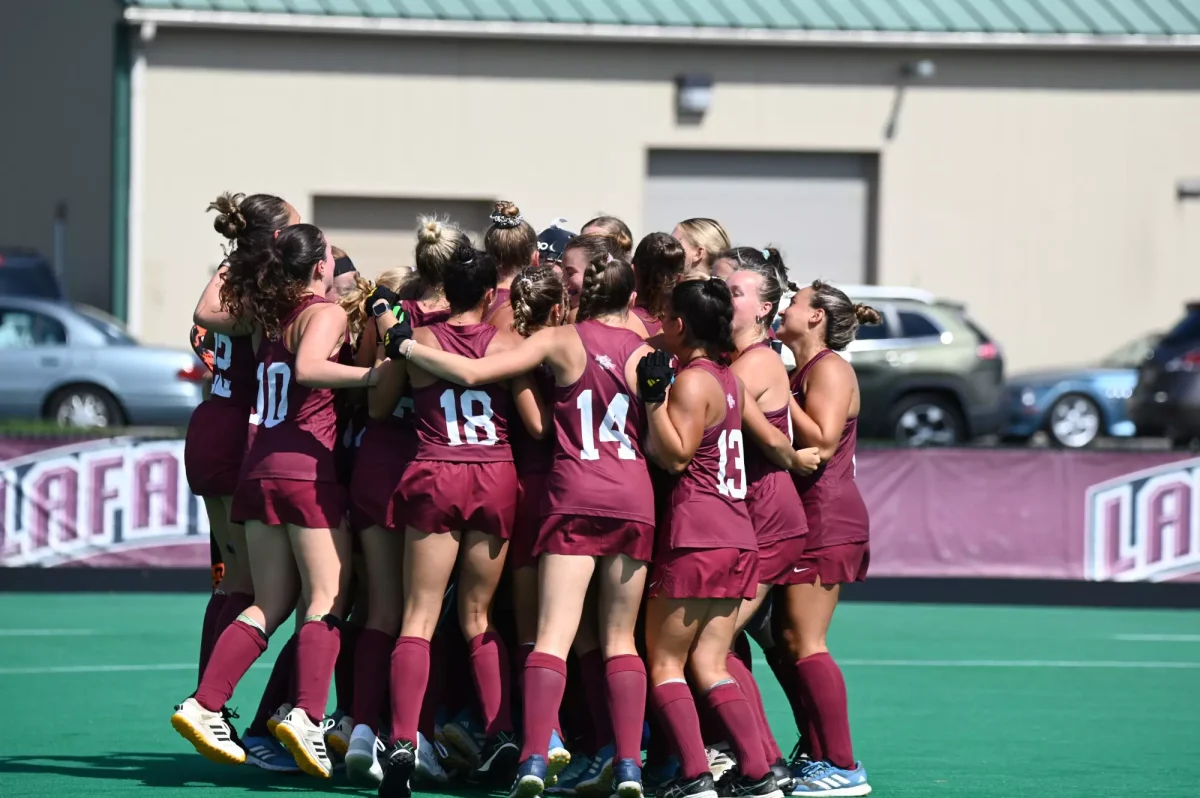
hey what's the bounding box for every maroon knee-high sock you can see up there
[335,623,361,713]
[294,618,342,723]
[651,681,708,780]
[727,652,782,762]
[420,634,449,741]
[389,636,431,745]
[470,631,513,737]
[766,646,813,757]
[605,654,646,764]
[247,633,298,736]
[518,652,567,762]
[351,628,394,733]
[705,682,770,779]
[580,649,614,749]
[795,653,852,768]
[689,672,726,747]
[194,620,268,711]
[198,591,228,683]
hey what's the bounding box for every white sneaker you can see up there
[326,711,354,759]
[415,731,450,785]
[345,723,385,786]
[170,698,245,765]
[267,702,292,737]
[275,707,335,778]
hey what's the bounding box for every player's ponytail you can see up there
[570,235,633,322]
[511,265,569,337]
[670,278,737,362]
[222,223,327,340]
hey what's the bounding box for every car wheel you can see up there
[888,393,966,447]
[1046,394,1102,449]
[47,386,125,429]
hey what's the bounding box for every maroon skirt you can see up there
[792,541,870,585]
[184,402,252,498]
[400,460,518,539]
[230,478,348,529]
[535,513,655,562]
[649,547,758,601]
[510,471,549,571]
[757,535,811,585]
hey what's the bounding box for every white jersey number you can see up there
[439,388,499,446]
[210,333,233,398]
[254,362,291,428]
[716,429,747,500]
[576,389,635,461]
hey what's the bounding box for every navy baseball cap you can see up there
[537,219,575,264]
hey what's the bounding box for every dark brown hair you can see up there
[484,201,537,279]
[221,223,327,340]
[808,279,882,351]
[511,266,568,337]
[670,278,736,361]
[633,232,686,320]
[582,215,634,256]
[207,192,291,255]
[569,236,635,321]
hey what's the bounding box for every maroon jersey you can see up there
[791,348,869,548]
[545,321,653,524]
[659,359,755,550]
[184,330,257,497]
[402,298,451,328]
[632,306,662,338]
[240,295,344,483]
[511,364,556,475]
[412,323,512,463]
[487,287,511,319]
[208,332,257,408]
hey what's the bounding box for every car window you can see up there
[0,264,63,300]
[854,316,893,340]
[1100,334,1158,368]
[75,304,137,345]
[0,308,67,348]
[897,310,941,339]
[1161,307,1200,347]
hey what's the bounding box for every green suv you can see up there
[779,291,1005,445]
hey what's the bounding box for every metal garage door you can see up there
[313,196,494,281]
[643,151,876,286]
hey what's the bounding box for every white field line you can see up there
[1113,634,1200,642]
[0,629,98,636]
[4,659,1200,676]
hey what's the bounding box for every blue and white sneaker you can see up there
[788,761,870,796]
[547,751,592,794]
[242,734,300,773]
[574,743,615,796]
[611,757,643,798]
[548,729,571,784]
[511,755,548,798]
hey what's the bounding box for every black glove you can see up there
[637,349,675,404]
[369,285,400,317]
[382,310,413,360]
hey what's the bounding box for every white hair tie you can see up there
[489,211,524,229]
[761,248,771,261]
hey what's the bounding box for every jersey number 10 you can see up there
[254,362,291,428]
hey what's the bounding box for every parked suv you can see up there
[1128,302,1200,445]
[0,248,64,300]
[778,290,1005,445]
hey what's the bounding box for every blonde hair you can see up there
[484,201,538,278]
[414,215,471,289]
[581,215,634,257]
[340,267,407,340]
[677,218,731,270]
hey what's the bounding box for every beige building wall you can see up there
[138,29,1200,371]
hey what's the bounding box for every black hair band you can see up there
[333,256,356,276]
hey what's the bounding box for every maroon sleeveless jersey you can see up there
[240,295,344,483]
[660,359,755,550]
[184,331,257,496]
[412,323,513,463]
[487,287,511,319]
[208,333,257,408]
[545,320,654,524]
[511,364,556,475]
[632,306,662,338]
[791,348,869,548]
[740,342,807,544]
[402,298,451,329]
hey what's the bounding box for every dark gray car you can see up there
[0,297,205,428]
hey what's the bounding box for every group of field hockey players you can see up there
[177,194,879,798]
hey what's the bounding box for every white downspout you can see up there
[126,22,154,336]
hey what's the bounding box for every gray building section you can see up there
[0,0,121,311]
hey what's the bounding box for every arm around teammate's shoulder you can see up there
[407,325,559,387]
[294,304,376,390]
[645,366,707,475]
[792,353,855,461]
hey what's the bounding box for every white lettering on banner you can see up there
[0,438,207,567]
[1085,457,1200,582]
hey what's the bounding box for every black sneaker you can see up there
[472,730,520,784]
[769,759,794,794]
[720,772,782,798]
[378,740,416,798]
[658,772,718,798]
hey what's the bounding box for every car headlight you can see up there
[1020,388,1037,407]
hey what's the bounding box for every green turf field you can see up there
[1,594,1197,797]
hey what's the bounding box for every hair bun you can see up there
[854,303,882,325]
[417,218,446,245]
[490,201,523,228]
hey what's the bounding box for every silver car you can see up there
[0,297,205,427]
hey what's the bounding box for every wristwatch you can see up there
[371,301,397,318]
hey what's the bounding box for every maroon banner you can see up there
[1,436,1197,581]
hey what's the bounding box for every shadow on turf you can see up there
[0,752,506,795]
